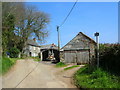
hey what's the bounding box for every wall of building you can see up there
[63,33,91,50]
[64,50,90,64]
[29,45,40,57]
[61,33,96,64]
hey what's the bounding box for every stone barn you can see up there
[40,44,60,62]
[61,32,96,64]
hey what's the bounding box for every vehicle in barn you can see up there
[40,44,60,63]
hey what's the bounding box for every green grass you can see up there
[1,57,19,75]
[0,57,2,75]
[0,56,40,75]
[34,58,41,62]
[30,57,41,62]
[56,62,67,67]
[74,65,120,89]
[64,65,80,70]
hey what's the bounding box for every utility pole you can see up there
[57,26,60,51]
[57,26,60,63]
[94,32,99,68]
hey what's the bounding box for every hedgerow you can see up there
[99,43,120,75]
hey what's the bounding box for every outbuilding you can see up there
[40,44,60,62]
[61,32,96,64]
[23,38,40,57]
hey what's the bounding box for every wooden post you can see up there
[57,26,60,51]
[57,26,60,62]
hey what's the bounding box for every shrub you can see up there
[21,53,27,58]
[9,47,20,58]
[99,43,120,75]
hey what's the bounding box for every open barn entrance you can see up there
[41,49,60,62]
[42,50,49,61]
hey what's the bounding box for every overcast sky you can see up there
[26,2,118,47]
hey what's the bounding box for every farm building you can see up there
[40,44,60,62]
[23,38,40,57]
[61,32,96,64]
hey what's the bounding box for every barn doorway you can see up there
[29,52,32,57]
[42,49,60,62]
[42,50,49,61]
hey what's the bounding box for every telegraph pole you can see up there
[94,32,99,68]
[57,26,60,63]
[57,26,60,51]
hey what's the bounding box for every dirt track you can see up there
[2,59,82,88]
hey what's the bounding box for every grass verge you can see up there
[33,57,41,62]
[64,65,80,70]
[74,65,120,88]
[2,57,19,75]
[56,62,67,67]
[0,57,2,75]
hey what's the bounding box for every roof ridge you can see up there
[27,39,39,46]
[61,32,96,49]
[79,32,96,43]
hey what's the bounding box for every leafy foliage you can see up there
[8,47,20,58]
[99,44,120,75]
[2,2,50,56]
[2,13,15,55]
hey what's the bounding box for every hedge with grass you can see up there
[2,57,18,75]
[74,65,120,88]
[99,44,120,75]
[74,44,120,88]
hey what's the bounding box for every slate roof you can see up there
[61,32,96,50]
[40,44,58,50]
[27,39,39,47]
[80,32,96,44]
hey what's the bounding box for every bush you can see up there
[99,44,120,75]
[9,47,20,58]
[21,53,27,58]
